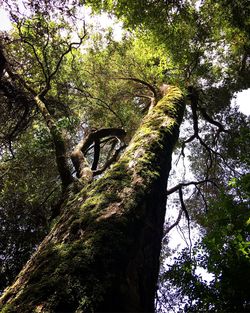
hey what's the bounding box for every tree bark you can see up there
[0,86,185,313]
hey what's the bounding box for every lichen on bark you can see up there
[0,86,185,313]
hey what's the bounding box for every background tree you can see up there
[158,174,250,312]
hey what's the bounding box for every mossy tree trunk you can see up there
[0,86,185,313]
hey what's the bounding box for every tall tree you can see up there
[0,0,249,312]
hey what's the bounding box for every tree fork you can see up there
[0,86,185,313]
[71,128,126,181]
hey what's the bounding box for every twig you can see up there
[72,87,125,127]
[112,76,159,100]
[40,32,87,97]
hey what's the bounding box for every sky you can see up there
[234,89,250,115]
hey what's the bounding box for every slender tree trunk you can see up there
[34,95,74,189]
[0,86,185,313]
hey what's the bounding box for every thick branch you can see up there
[4,62,36,96]
[93,144,126,176]
[71,128,126,180]
[80,128,126,154]
[198,106,228,132]
[91,139,100,171]
[71,146,93,182]
[34,96,74,188]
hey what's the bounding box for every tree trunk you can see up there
[0,86,185,313]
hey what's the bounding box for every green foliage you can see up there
[87,0,250,99]
[64,34,170,135]
[222,112,250,167]
[0,125,61,293]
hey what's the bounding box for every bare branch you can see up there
[40,32,87,97]
[179,188,192,255]
[167,179,218,195]
[179,188,189,222]
[113,76,159,100]
[180,86,230,176]
[163,210,183,240]
[21,39,48,81]
[52,36,86,78]
[195,185,208,213]
[41,19,51,74]
[72,87,125,127]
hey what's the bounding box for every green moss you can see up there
[12,215,135,310]
[1,303,16,313]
